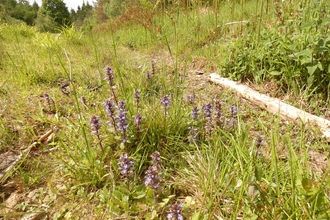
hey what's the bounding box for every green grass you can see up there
[1,0,330,219]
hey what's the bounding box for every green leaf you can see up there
[307,65,318,75]
[269,71,282,76]
[132,187,146,200]
[316,46,329,52]
[255,166,263,181]
[295,49,312,57]
[158,195,175,208]
[191,212,202,220]
[302,177,312,191]
[113,190,123,200]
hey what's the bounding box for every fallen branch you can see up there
[209,73,330,139]
[0,128,55,183]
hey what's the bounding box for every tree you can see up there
[0,0,38,25]
[11,0,38,25]
[35,0,71,32]
[71,1,94,28]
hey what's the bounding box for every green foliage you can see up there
[35,0,71,32]
[70,2,93,29]
[59,24,84,45]
[221,1,330,99]
[35,6,57,32]
[10,0,38,25]
[0,0,38,25]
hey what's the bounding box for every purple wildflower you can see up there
[104,66,115,87]
[161,95,171,111]
[146,72,152,80]
[104,99,116,117]
[202,103,212,118]
[256,135,266,148]
[191,106,199,120]
[90,115,102,135]
[150,151,161,165]
[118,154,134,178]
[118,100,126,110]
[117,101,129,142]
[144,165,161,190]
[214,100,223,118]
[81,96,87,106]
[104,66,118,104]
[43,92,55,110]
[134,113,144,130]
[144,151,162,190]
[167,204,185,220]
[230,105,238,117]
[43,93,50,100]
[214,100,225,126]
[187,95,195,104]
[134,90,141,108]
[103,99,117,130]
[253,134,264,157]
[117,112,128,132]
[151,60,156,75]
[90,115,105,153]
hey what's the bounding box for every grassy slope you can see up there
[1,1,330,219]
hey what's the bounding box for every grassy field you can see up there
[1,0,330,219]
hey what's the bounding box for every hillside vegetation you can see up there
[1,0,330,219]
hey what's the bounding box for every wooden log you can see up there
[209,73,330,139]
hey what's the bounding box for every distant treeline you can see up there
[0,0,223,32]
[0,0,93,32]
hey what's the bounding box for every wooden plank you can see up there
[209,73,330,139]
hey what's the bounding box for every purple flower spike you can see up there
[104,66,115,87]
[117,100,129,142]
[151,60,156,75]
[161,95,171,110]
[43,93,50,100]
[104,99,116,117]
[146,72,152,80]
[191,106,199,120]
[118,154,134,178]
[103,99,117,130]
[202,103,212,118]
[134,113,144,130]
[144,151,162,190]
[230,105,238,117]
[144,165,161,190]
[187,95,195,104]
[118,100,126,110]
[90,115,102,135]
[117,112,128,131]
[167,204,185,220]
[150,151,161,165]
[134,90,140,107]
